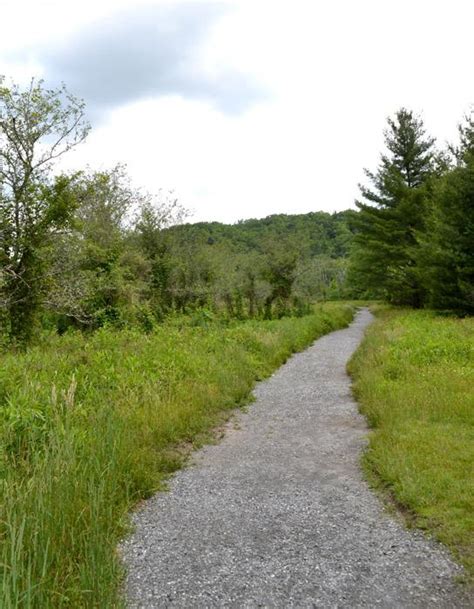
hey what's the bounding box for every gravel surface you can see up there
[122,309,470,608]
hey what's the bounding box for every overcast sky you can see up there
[1,0,473,223]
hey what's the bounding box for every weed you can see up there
[0,303,354,607]
[349,308,474,580]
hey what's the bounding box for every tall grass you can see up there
[349,308,474,579]
[0,303,354,607]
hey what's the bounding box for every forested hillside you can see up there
[170,211,354,256]
[158,210,355,318]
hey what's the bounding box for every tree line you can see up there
[1,78,472,346]
[348,108,473,314]
[0,78,355,345]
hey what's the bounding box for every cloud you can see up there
[29,2,264,121]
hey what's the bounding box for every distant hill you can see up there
[167,210,357,259]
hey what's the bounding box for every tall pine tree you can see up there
[348,108,436,306]
[419,113,474,314]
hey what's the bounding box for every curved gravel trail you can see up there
[122,309,469,608]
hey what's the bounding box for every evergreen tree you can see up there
[419,113,474,314]
[453,112,474,160]
[348,108,436,306]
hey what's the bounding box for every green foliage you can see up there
[349,308,474,578]
[0,74,356,342]
[418,114,474,314]
[0,78,89,343]
[0,304,354,607]
[156,211,356,318]
[170,210,355,258]
[348,108,436,306]
[348,107,473,315]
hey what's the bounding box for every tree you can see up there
[451,110,474,161]
[418,112,474,314]
[46,166,136,329]
[0,77,89,342]
[348,108,436,306]
[45,166,180,330]
[134,191,188,317]
[260,234,303,318]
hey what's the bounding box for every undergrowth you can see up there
[0,303,354,608]
[349,307,474,581]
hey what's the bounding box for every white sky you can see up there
[1,0,473,223]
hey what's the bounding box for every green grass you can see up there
[348,307,474,580]
[0,303,354,608]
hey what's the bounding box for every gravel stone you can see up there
[121,309,471,608]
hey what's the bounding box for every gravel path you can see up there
[122,309,469,608]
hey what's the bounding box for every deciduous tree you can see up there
[0,77,89,342]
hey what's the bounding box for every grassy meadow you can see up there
[0,303,354,608]
[349,307,474,580]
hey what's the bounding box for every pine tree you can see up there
[419,113,474,314]
[348,108,436,306]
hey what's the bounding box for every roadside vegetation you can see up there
[1,79,472,349]
[0,303,354,608]
[1,74,473,606]
[349,307,474,579]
